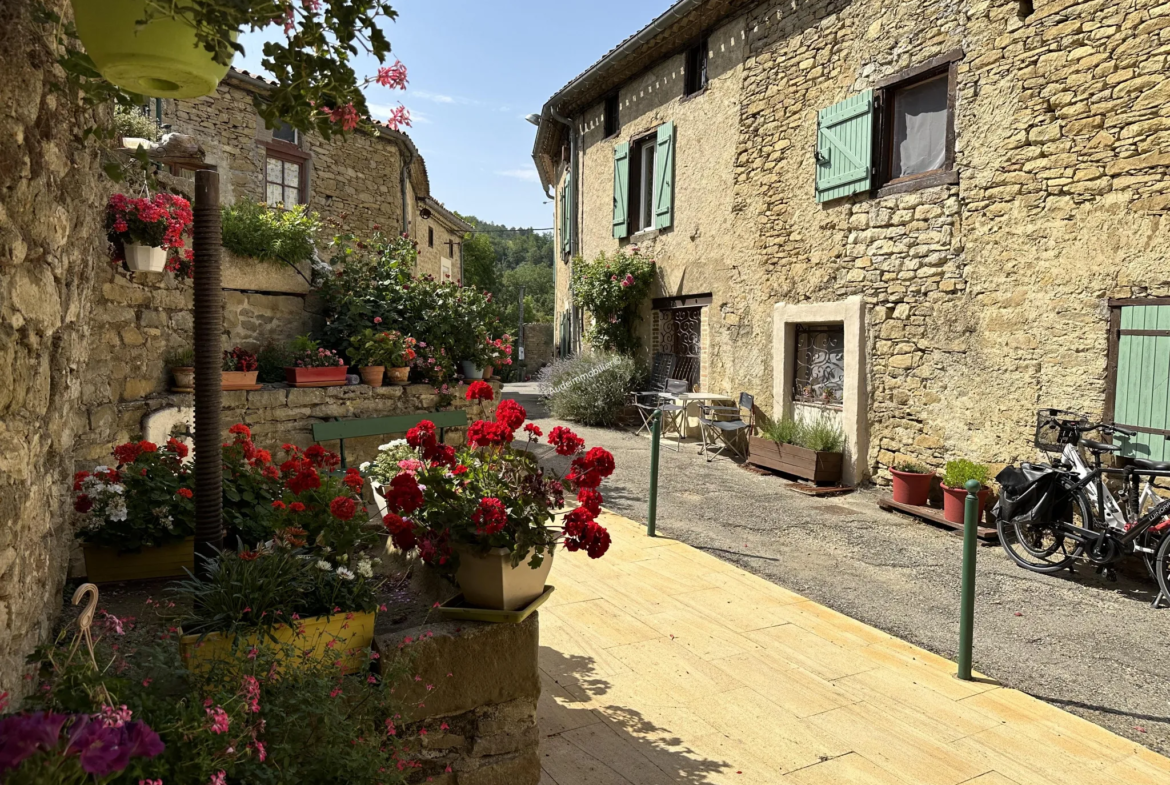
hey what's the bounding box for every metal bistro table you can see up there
[660,391,737,441]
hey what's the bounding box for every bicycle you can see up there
[995,409,1170,607]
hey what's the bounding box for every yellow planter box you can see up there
[179,611,377,676]
[82,537,195,584]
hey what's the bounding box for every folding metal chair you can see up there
[629,353,676,435]
[657,379,690,451]
[699,392,754,462]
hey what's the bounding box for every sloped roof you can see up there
[530,0,758,190]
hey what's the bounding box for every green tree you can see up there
[462,233,498,292]
[456,214,555,326]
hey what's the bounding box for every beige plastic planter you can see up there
[454,546,553,611]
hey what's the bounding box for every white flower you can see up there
[359,461,371,472]
[315,560,332,571]
[356,559,374,578]
[336,567,355,581]
[109,484,125,496]
[108,499,128,522]
[378,439,407,451]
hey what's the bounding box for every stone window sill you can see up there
[875,169,958,199]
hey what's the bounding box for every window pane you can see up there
[272,122,297,144]
[266,183,283,206]
[266,157,282,182]
[640,143,655,230]
[793,326,845,405]
[891,74,948,178]
[283,160,301,185]
[284,185,300,206]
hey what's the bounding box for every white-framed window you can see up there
[630,137,657,233]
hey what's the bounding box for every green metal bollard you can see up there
[647,409,662,537]
[956,478,981,681]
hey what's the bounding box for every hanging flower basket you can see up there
[69,0,234,99]
[106,193,193,274]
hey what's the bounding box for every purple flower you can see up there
[0,712,70,772]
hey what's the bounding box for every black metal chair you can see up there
[629,353,677,435]
[657,379,690,451]
[698,392,754,462]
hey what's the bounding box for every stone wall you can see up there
[522,322,553,373]
[560,0,1170,482]
[0,0,109,700]
[75,380,500,472]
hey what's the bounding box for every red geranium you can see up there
[547,427,585,456]
[467,420,514,448]
[576,488,603,516]
[383,513,417,551]
[472,497,508,535]
[229,423,252,439]
[562,507,611,559]
[329,496,358,521]
[465,381,494,402]
[495,399,526,431]
[407,421,437,450]
[177,487,194,500]
[384,473,424,514]
[343,468,365,494]
[523,423,543,438]
[166,437,189,459]
[286,465,322,495]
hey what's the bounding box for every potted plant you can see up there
[106,192,193,273]
[73,437,195,583]
[166,347,195,389]
[378,382,614,611]
[483,334,514,380]
[941,459,991,525]
[890,461,934,506]
[747,415,844,484]
[348,326,417,387]
[285,335,348,387]
[222,346,259,389]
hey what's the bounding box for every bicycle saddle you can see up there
[1080,438,1120,453]
[1133,457,1170,470]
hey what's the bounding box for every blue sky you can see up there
[232,0,669,229]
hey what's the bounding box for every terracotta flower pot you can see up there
[359,366,385,387]
[171,366,195,388]
[460,361,484,380]
[285,366,349,387]
[455,546,553,611]
[69,0,235,99]
[890,469,933,506]
[482,365,494,380]
[221,370,258,390]
[387,366,410,384]
[941,484,990,525]
[124,243,167,272]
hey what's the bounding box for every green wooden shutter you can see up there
[1114,305,1170,460]
[612,142,630,239]
[560,168,572,256]
[654,121,675,230]
[815,90,875,203]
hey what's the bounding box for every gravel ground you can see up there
[506,383,1170,757]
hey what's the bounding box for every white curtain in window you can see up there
[892,75,947,178]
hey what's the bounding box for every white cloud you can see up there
[496,168,540,183]
[413,90,456,104]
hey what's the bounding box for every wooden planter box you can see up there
[747,436,843,484]
[82,537,195,584]
[179,610,376,675]
[285,366,348,387]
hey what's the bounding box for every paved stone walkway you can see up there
[536,511,1170,785]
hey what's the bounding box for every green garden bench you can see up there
[311,410,468,469]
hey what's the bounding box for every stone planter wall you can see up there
[75,380,501,469]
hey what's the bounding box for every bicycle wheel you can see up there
[997,477,1090,573]
[1154,527,1170,602]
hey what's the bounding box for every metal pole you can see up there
[647,409,662,537]
[517,285,526,379]
[957,478,980,680]
[193,170,223,574]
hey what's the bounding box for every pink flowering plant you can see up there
[15,605,423,784]
[378,382,614,570]
[348,327,418,368]
[570,249,655,353]
[288,335,347,368]
[485,334,514,371]
[72,439,195,552]
[105,193,195,276]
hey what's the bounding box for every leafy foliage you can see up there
[894,461,931,474]
[538,353,640,427]
[570,250,655,354]
[112,104,160,141]
[459,216,555,327]
[222,201,320,266]
[943,459,990,489]
[164,347,195,367]
[760,415,845,453]
[348,329,416,368]
[256,341,292,383]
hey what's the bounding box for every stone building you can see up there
[533,0,1170,485]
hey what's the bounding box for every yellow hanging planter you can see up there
[69,0,235,98]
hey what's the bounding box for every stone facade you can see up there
[0,0,110,701]
[551,0,1170,482]
[522,322,554,373]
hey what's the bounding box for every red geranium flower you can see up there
[289,502,307,513]
[547,426,585,456]
[229,423,252,439]
[523,423,543,438]
[467,420,514,448]
[383,513,417,551]
[287,466,321,495]
[384,473,424,514]
[494,399,526,431]
[74,495,93,513]
[582,447,615,478]
[330,496,357,521]
[407,421,437,451]
[563,508,611,559]
[577,488,603,516]
[465,381,494,402]
[166,437,189,458]
[177,487,194,499]
[343,468,365,493]
[429,444,457,469]
[472,497,508,535]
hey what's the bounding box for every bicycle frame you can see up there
[1057,443,1127,531]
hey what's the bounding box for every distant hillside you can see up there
[458,215,554,326]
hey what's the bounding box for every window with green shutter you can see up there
[612,142,630,239]
[654,121,675,230]
[815,90,875,203]
[1110,304,1170,460]
[560,168,572,257]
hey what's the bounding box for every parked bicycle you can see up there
[994,409,1170,606]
